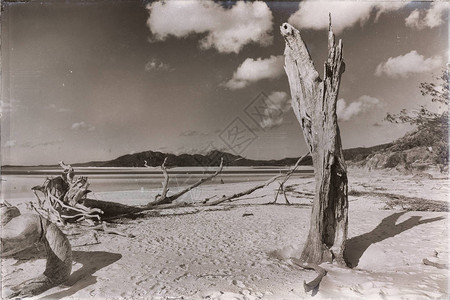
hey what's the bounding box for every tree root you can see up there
[30,161,105,225]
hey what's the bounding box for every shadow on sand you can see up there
[39,251,122,299]
[344,211,445,268]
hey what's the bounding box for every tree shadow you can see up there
[344,211,445,268]
[39,251,122,299]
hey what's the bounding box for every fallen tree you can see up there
[146,157,224,207]
[30,157,302,223]
[146,156,289,208]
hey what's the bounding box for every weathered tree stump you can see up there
[281,19,348,265]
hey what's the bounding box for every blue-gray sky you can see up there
[1,1,448,165]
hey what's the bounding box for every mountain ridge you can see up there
[65,142,394,168]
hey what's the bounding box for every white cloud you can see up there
[375,50,443,78]
[405,2,449,30]
[146,0,273,53]
[0,101,13,114]
[0,99,21,114]
[179,130,208,137]
[47,103,72,113]
[405,9,421,29]
[57,108,72,113]
[4,140,17,148]
[337,95,381,121]
[223,55,284,89]
[21,139,64,148]
[260,91,291,129]
[3,139,65,149]
[145,58,175,72]
[288,1,406,34]
[71,121,95,132]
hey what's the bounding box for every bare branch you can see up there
[169,157,224,201]
[272,152,310,204]
[59,160,75,183]
[148,157,224,207]
[207,173,283,206]
[155,157,170,202]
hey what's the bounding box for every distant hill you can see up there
[73,150,312,168]
[350,123,448,172]
[3,144,403,169]
[72,122,448,172]
[10,135,443,170]
[14,132,447,169]
[68,143,398,168]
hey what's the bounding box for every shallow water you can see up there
[1,166,314,201]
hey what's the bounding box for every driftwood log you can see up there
[1,204,72,298]
[144,156,296,209]
[281,18,348,266]
[29,158,296,222]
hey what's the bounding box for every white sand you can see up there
[1,168,449,299]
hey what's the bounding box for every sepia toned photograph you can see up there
[1,0,448,299]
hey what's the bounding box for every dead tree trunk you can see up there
[281,19,348,265]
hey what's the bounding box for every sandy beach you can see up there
[1,167,448,299]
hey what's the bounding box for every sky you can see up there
[1,0,448,166]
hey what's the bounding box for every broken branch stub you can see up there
[281,19,349,266]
